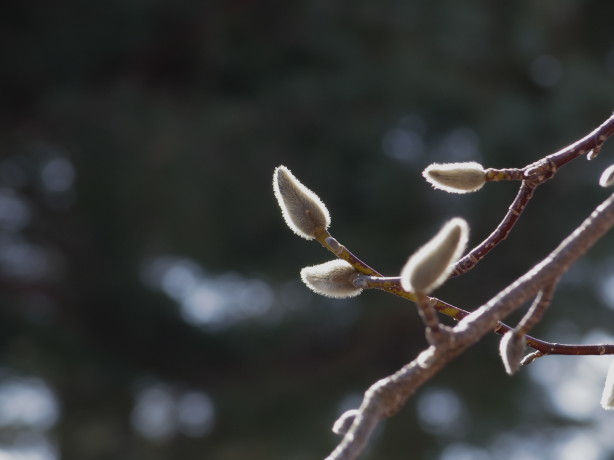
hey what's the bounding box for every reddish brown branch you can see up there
[451,182,535,276]
[545,113,614,168]
[439,295,614,358]
[451,112,614,277]
[328,189,614,460]
[352,274,614,359]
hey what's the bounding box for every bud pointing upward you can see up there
[273,166,331,240]
[423,162,486,194]
[401,218,469,294]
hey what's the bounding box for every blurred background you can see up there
[1,1,614,459]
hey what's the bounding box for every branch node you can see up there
[352,275,370,289]
[325,236,344,255]
[520,350,545,366]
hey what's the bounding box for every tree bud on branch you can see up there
[401,218,469,294]
[273,165,331,240]
[423,162,486,194]
[601,359,614,410]
[599,164,614,188]
[301,260,363,298]
[499,331,526,375]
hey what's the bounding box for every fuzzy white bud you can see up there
[599,164,614,188]
[301,260,362,298]
[423,162,486,194]
[499,331,526,375]
[601,359,614,410]
[273,166,331,240]
[401,218,469,294]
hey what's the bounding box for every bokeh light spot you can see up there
[530,55,562,87]
[0,189,30,231]
[177,391,215,437]
[0,377,59,430]
[0,242,50,281]
[417,387,466,435]
[131,384,176,441]
[131,383,215,441]
[40,157,75,193]
[142,256,274,328]
[439,442,491,460]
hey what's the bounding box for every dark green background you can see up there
[1,1,614,459]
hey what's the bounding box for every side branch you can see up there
[451,182,535,276]
[452,112,614,276]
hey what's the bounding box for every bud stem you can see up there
[484,168,525,182]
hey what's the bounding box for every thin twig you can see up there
[361,275,614,358]
[485,167,525,182]
[414,292,444,343]
[316,232,383,278]
[451,182,535,276]
[546,113,614,168]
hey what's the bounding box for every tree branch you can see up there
[451,182,535,276]
[452,112,614,276]
[327,190,614,460]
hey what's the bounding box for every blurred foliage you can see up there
[1,1,614,459]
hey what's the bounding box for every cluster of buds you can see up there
[273,164,471,302]
[272,159,614,403]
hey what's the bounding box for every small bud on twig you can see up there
[423,162,486,194]
[401,218,469,294]
[499,331,526,375]
[599,164,614,188]
[273,165,331,240]
[588,146,602,161]
[601,359,614,410]
[301,260,363,298]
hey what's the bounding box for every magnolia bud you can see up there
[601,359,614,410]
[423,162,486,194]
[301,260,362,298]
[499,331,526,375]
[599,164,614,188]
[273,166,331,240]
[401,218,469,294]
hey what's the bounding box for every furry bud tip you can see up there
[599,165,614,188]
[423,162,486,194]
[273,166,331,240]
[601,359,614,410]
[301,260,362,298]
[401,218,469,294]
[499,331,526,375]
